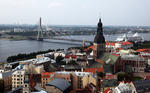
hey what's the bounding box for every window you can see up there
[25,85,27,87]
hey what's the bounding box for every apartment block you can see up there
[12,70,25,90]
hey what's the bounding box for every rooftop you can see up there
[133,79,150,93]
[55,71,91,77]
[12,70,25,75]
[19,57,50,64]
[101,79,118,88]
[46,78,71,92]
[0,71,14,79]
[115,83,133,92]
[121,54,145,61]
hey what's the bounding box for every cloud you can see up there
[48,2,64,8]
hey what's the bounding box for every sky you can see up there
[0,0,150,26]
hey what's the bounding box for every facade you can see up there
[93,18,105,59]
[106,41,133,50]
[49,71,96,90]
[121,55,146,72]
[65,55,77,63]
[115,41,133,49]
[12,70,25,90]
[23,65,44,74]
[41,72,55,88]
[19,56,51,72]
[0,71,14,91]
[23,74,31,93]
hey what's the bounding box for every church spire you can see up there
[97,18,103,34]
[94,18,105,44]
[93,18,106,59]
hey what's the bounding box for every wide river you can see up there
[0,33,150,62]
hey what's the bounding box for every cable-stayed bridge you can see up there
[36,18,92,44]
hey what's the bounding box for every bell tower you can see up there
[93,18,105,59]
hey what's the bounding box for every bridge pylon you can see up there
[37,17,43,41]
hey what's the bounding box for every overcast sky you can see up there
[0,0,150,26]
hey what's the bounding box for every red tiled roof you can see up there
[41,72,55,78]
[105,74,117,79]
[106,42,115,46]
[111,53,119,56]
[103,88,113,93]
[85,45,94,51]
[96,59,104,64]
[118,41,133,46]
[65,55,76,59]
[136,49,150,53]
[117,48,123,50]
[84,67,104,74]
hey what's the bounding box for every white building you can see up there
[113,83,135,93]
[106,41,133,50]
[23,64,44,74]
[12,70,25,90]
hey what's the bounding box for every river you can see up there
[0,33,150,62]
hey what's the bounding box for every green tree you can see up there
[67,60,78,65]
[0,79,4,92]
[117,72,132,81]
[97,72,105,79]
[56,56,64,64]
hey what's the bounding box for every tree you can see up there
[117,72,125,81]
[0,79,4,92]
[67,60,78,65]
[97,72,105,79]
[117,72,132,81]
[56,56,64,64]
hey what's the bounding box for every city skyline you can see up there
[0,0,150,26]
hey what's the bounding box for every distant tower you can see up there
[93,18,105,59]
[82,39,85,49]
[37,17,43,41]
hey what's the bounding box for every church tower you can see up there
[93,18,105,59]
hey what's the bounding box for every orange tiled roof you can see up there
[103,88,113,93]
[41,72,55,78]
[84,67,104,74]
[118,41,133,45]
[87,45,94,50]
[117,48,123,50]
[136,49,150,52]
[105,74,117,79]
[65,55,76,59]
[111,53,119,56]
[106,42,115,46]
[96,59,104,64]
